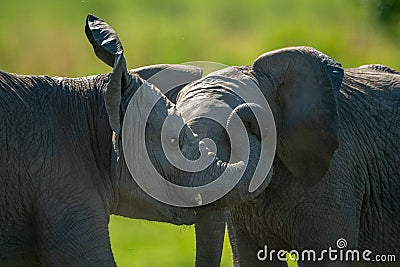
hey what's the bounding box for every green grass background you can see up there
[0,1,398,266]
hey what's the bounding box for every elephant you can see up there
[0,14,267,266]
[175,47,400,266]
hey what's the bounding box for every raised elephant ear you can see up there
[85,14,131,153]
[85,14,123,68]
[132,64,202,103]
[252,46,344,185]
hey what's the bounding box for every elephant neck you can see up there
[57,74,118,212]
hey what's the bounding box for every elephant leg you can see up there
[228,220,287,267]
[35,196,115,266]
[293,205,359,267]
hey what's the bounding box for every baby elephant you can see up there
[0,15,265,266]
[0,15,196,266]
[175,47,400,266]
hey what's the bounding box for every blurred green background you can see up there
[0,0,398,266]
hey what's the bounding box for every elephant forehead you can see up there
[176,67,269,131]
[178,96,233,125]
[186,72,256,93]
[179,70,263,107]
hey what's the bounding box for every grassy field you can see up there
[0,1,398,266]
[109,216,208,267]
[0,0,399,77]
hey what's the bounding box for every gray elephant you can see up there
[175,47,400,266]
[0,15,265,266]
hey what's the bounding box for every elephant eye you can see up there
[170,138,178,145]
[168,137,179,149]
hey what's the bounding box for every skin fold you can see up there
[175,47,400,267]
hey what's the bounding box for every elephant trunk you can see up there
[212,102,275,206]
[183,102,275,209]
[197,142,270,209]
[194,208,227,267]
[191,102,276,267]
[190,145,266,267]
[188,159,237,267]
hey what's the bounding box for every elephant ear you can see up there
[252,46,344,185]
[85,14,123,68]
[85,14,131,154]
[132,64,202,103]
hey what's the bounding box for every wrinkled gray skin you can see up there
[0,15,264,266]
[176,47,400,267]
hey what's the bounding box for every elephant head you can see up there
[85,14,270,267]
[175,46,344,265]
[177,46,343,186]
